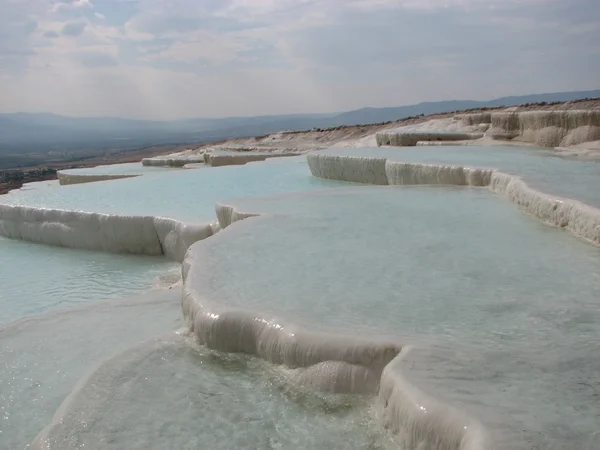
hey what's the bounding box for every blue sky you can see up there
[0,0,598,119]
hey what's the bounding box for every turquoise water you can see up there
[0,236,178,324]
[2,150,600,449]
[0,159,360,449]
[322,146,600,207]
[1,158,346,221]
[195,187,600,450]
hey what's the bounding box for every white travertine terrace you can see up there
[178,197,493,450]
[489,110,600,147]
[304,154,388,184]
[456,113,492,126]
[142,154,206,167]
[0,204,215,262]
[385,161,493,187]
[375,131,483,147]
[204,152,300,167]
[182,163,205,169]
[380,111,600,148]
[180,199,489,450]
[57,172,139,186]
[379,352,488,450]
[6,144,599,450]
[307,153,600,247]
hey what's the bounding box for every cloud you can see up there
[52,0,94,14]
[61,21,87,36]
[123,0,257,39]
[76,51,118,67]
[0,0,598,118]
[43,30,60,38]
[0,1,40,73]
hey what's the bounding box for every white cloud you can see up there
[76,50,118,67]
[0,0,598,118]
[140,34,249,65]
[61,21,86,36]
[52,0,94,14]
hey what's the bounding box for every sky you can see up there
[0,0,599,119]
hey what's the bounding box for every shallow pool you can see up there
[3,147,599,450]
[0,236,178,324]
[0,158,354,449]
[1,158,347,221]
[321,145,600,207]
[60,162,176,176]
[192,186,600,450]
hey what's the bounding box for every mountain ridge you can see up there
[1,89,598,156]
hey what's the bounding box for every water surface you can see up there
[1,158,346,221]
[0,236,178,324]
[60,162,175,176]
[36,335,396,450]
[322,146,600,207]
[195,186,600,450]
[0,290,182,449]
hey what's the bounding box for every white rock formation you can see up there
[204,152,300,167]
[376,131,483,147]
[307,155,388,184]
[0,204,215,262]
[378,111,600,149]
[489,110,600,147]
[142,153,206,167]
[385,161,493,187]
[455,113,492,126]
[7,144,598,450]
[57,172,138,186]
[379,352,488,450]
[178,199,489,450]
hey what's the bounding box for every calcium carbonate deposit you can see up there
[57,162,175,185]
[188,186,600,450]
[1,142,599,450]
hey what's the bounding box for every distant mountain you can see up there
[0,89,598,157]
[485,90,600,107]
[328,89,600,126]
[327,100,483,126]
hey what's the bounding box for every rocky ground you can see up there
[0,168,57,195]
[156,97,600,160]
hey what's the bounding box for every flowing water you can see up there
[33,334,397,450]
[193,186,600,450]
[0,290,182,449]
[0,157,350,449]
[1,150,599,449]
